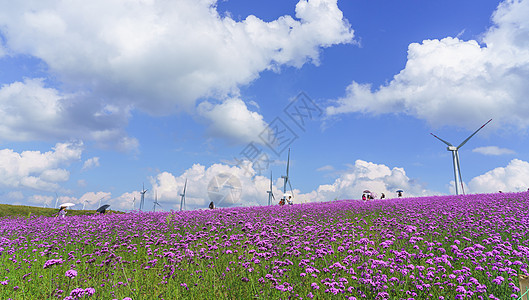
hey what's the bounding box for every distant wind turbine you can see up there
[82,198,89,210]
[140,183,148,211]
[153,191,161,212]
[267,171,275,206]
[281,148,294,200]
[132,197,136,211]
[97,197,105,209]
[54,192,59,208]
[180,179,187,211]
[431,119,492,195]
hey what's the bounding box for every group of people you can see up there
[279,194,293,206]
[55,205,109,217]
[362,193,385,201]
[362,191,403,201]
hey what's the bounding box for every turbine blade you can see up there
[289,181,294,198]
[430,133,453,146]
[457,119,492,149]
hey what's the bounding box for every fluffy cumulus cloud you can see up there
[467,159,529,193]
[149,163,280,210]
[145,159,430,211]
[0,0,353,145]
[327,0,529,130]
[0,141,83,191]
[0,79,137,150]
[82,157,100,170]
[197,98,268,144]
[296,160,432,203]
[472,146,515,155]
[78,191,112,209]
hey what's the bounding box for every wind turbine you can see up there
[132,197,136,211]
[267,171,275,206]
[281,148,294,200]
[431,119,492,195]
[180,179,187,211]
[97,197,105,209]
[82,198,89,210]
[153,191,161,212]
[139,183,148,211]
[54,192,59,208]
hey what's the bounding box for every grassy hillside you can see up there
[0,203,101,218]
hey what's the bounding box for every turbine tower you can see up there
[431,119,492,195]
[153,191,161,212]
[139,183,148,211]
[281,148,294,198]
[180,179,187,211]
[132,197,136,211]
[267,171,275,206]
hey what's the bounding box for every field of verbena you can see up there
[1,193,528,300]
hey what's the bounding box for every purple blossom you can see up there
[65,269,78,278]
[43,259,63,269]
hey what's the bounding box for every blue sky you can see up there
[1,0,528,211]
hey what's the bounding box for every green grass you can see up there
[0,203,107,218]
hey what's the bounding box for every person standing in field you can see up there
[57,206,67,218]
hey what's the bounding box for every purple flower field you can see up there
[1,192,528,299]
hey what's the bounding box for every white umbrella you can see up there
[60,203,75,207]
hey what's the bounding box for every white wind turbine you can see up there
[153,191,161,212]
[431,119,492,195]
[139,183,148,212]
[82,198,89,210]
[180,179,187,211]
[281,148,294,201]
[267,171,275,206]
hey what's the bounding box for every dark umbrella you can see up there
[96,204,110,214]
[396,190,404,193]
[363,190,371,194]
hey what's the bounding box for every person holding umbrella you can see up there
[57,206,67,218]
[96,204,110,214]
[56,203,74,218]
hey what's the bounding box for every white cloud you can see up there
[472,146,515,155]
[78,191,111,210]
[82,157,100,170]
[468,159,529,193]
[149,163,277,210]
[197,98,268,144]
[317,165,335,172]
[146,159,431,211]
[0,78,137,150]
[295,160,433,202]
[27,194,54,207]
[0,0,353,145]
[0,141,82,191]
[327,0,529,130]
[107,191,142,212]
